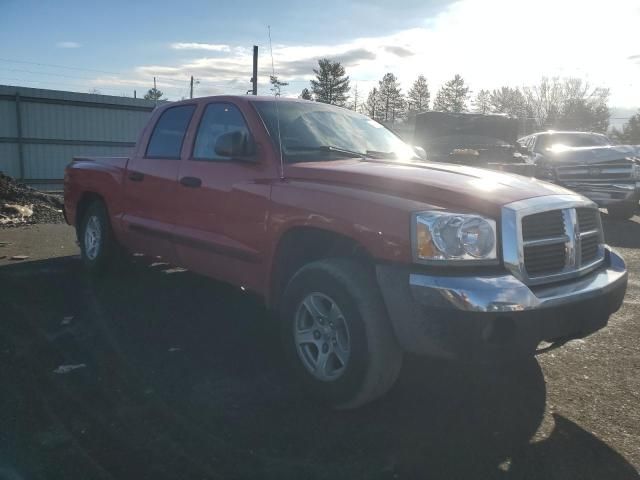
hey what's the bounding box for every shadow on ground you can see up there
[0,257,637,480]
[602,213,640,249]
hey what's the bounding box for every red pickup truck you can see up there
[64,96,628,408]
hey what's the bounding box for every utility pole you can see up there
[153,77,157,106]
[251,45,258,95]
[190,76,194,99]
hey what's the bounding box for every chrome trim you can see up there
[409,246,626,313]
[502,194,605,286]
[522,235,568,247]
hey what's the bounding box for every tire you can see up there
[607,201,637,220]
[280,258,403,409]
[78,201,119,274]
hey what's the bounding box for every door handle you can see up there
[128,171,144,182]
[180,176,202,188]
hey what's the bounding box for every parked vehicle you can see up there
[64,97,628,408]
[517,131,640,219]
[413,111,534,176]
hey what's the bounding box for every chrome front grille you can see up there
[555,161,633,182]
[502,195,606,285]
[522,210,567,276]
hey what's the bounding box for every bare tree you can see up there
[523,77,610,131]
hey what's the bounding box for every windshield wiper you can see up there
[287,145,366,158]
[365,150,397,159]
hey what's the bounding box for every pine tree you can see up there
[433,74,469,113]
[144,87,164,101]
[490,86,529,117]
[364,88,383,121]
[300,88,313,100]
[377,73,405,123]
[270,75,289,96]
[310,58,350,106]
[473,89,491,114]
[407,75,430,114]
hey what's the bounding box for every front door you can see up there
[172,101,276,292]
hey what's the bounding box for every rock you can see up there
[53,364,87,374]
[2,203,34,217]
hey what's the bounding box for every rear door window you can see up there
[146,105,196,159]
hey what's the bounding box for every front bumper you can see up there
[557,181,640,206]
[376,247,627,361]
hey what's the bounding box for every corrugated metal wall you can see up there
[0,85,159,190]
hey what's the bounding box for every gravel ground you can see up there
[0,217,638,479]
[0,173,64,227]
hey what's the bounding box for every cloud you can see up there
[384,46,415,57]
[170,42,230,52]
[276,48,376,76]
[89,0,640,106]
[56,41,80,48]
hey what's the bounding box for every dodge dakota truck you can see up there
[517,131,640,219]
[64,96,628,408]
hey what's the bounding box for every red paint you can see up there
[64,95,575,302]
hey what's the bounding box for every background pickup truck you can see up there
[517,131,640,219]
[64,96,628,408]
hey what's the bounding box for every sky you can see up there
[1,0,639,110]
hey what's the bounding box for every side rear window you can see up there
[146,105,196,159]
[192,103,251,161]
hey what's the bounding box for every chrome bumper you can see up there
[559,181,640,206]
[408,247,626,313]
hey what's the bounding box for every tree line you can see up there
[296,58,623,135]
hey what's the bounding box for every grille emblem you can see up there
[588,167,601,177]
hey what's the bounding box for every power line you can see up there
[0,57,123,76]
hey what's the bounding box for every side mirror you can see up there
[517,143,530,154]
[413,145,427,160]
[214,131,256,160]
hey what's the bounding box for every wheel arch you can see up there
[268,226,375,311]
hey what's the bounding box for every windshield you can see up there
[252,100,416,162]
[536,133,611,152]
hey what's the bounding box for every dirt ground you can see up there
[0,217,638,479]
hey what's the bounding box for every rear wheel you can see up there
[280,258,403,409]
[607,201,637,220]
[79,201,119,274]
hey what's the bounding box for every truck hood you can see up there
[285,159,572,216]
[544,145,638,166]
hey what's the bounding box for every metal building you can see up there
[0,85,159,190]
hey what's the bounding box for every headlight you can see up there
[413,211,498,264]
[631,163,640,180]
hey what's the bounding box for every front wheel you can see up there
[607,201,637,220]
[280,258,403,409]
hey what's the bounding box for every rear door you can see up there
[172,101,276,292]
[121,104,197,259]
